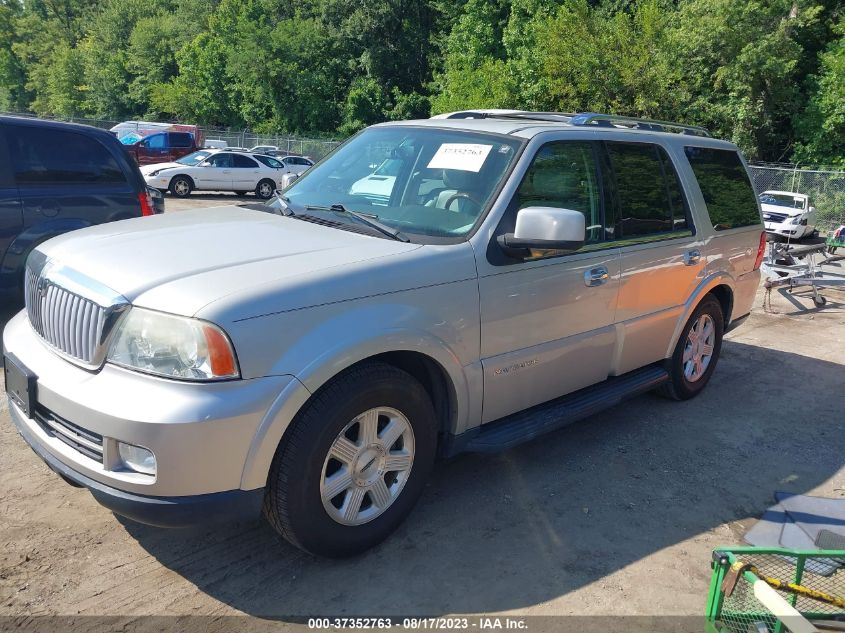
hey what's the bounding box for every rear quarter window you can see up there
[684,146,761,231]
[7,125,127,185]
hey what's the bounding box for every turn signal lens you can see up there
[203,324,238,377]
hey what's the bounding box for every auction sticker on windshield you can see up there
[427,143,492,172]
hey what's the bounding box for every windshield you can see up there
[759,193,806,210]
[177,150,214,166]
[119,132,144,145]
[283,126,522,241]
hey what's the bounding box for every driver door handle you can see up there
[584,266,609,287]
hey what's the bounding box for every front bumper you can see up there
[143,174,172,190]
[764,222,801,237]
[3,311,293,503]
[8,401,264,527]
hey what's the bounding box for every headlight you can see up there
[789,216,801,225]
[107,307,239,381]
[147,169,162,177]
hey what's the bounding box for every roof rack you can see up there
[434,109,710,137]
[436,110,576,123]
[569,112,710,137]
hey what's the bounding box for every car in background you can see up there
[276,155,314,174]
[250,145,278,154]
[759,190,817,241]
[141,149,288,199]
[119,130,201,166]
[204,139,229,149]
[0,115,162,297]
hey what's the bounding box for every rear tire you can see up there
[255,179,275,200]
[169,176,193,198]
[657,295,724,401]
[263,362,437,557]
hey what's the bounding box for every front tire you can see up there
[263,362,437,557]
[169,176,193,198]
[658,294,724,400]
[255,179,275,200]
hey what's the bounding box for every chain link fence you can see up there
[1,111,342,161]
[749,162,845,233]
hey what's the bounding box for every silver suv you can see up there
[3,111,765,557]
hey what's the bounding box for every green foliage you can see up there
[0,0,843,162]
[794,18,845,166]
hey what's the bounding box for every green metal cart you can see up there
[827,233,845,254]
[707,547,845,633]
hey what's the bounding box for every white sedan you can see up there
[141,149,307,199]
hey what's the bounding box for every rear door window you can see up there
[232,154,259,168]
[684,146,761,231]
[604,142,689,239]
[168,132,194,148]
[7,125,126,184]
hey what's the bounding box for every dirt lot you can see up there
[1,198,844,626]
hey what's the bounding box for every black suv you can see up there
[0,115,163,297]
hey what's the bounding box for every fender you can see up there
[663,271,735,358]
[0,218,93,287]
[232,298,481,490]
[238,330,476,491]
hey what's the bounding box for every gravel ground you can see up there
[1,199,844,625]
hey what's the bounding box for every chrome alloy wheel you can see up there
[683,313,715,382]
[320,407,415,526]
[173,179,190,196]
[258,181,274,198]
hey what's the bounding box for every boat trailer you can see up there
[760,241,845,308]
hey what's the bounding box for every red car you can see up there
[114,123,204,166]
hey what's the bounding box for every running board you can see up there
[453,364,669,454]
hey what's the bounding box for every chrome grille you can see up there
[33,405,104,463]
[763,211,788,223]
[25,266,105,364]
[23,255,128,368]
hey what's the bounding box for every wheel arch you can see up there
[664,273,735,359]
[239,345,469,491]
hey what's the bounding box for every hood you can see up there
[140,162,182,175]
[761,203,803,217]
[36,206,425,318]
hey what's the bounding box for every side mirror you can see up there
[498,207,586,257]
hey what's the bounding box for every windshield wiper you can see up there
[304,204,410,242]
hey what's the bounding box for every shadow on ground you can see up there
[120,340,843,617]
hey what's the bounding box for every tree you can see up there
[667,0,821,160]
[794,18,845,165]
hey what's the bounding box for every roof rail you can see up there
[433,110,575,122]
[569,112,710,137]
[432,109,711,137]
